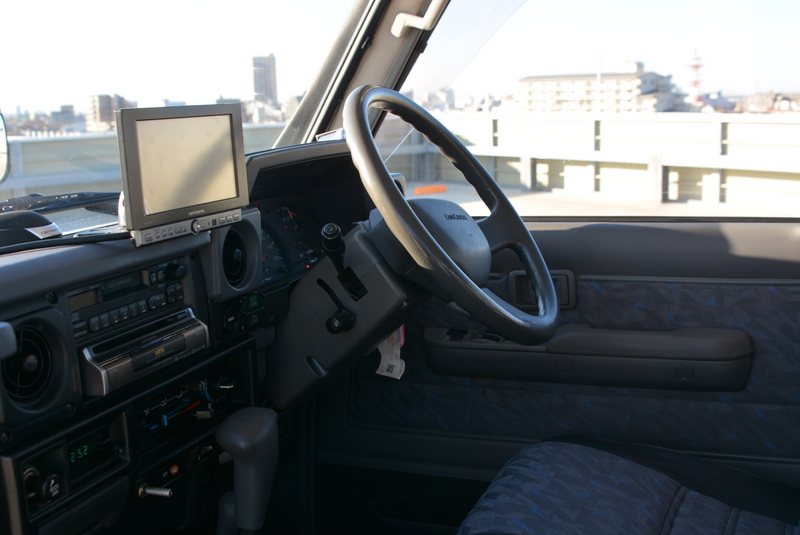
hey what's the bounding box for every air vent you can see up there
[3,327,53,404]
[222,229,247,287]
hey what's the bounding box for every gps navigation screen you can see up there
[136,115,238,216]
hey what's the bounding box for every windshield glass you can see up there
[387,0,800,219]
[2,0,353,231]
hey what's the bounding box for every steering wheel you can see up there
[343,85,559,345]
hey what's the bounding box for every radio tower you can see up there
[689,50,703,108]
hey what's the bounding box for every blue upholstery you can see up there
[351,283,800,459]
[458,442,799,535]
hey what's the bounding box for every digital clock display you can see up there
[66,427,118,481]
[70,444,90,463]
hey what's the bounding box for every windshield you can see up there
[387,0,800,219]
[5,0,799,233]
[2,0,353,231]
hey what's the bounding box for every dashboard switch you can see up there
[222,306,239,334]
[138,482,173,498]
[186,380,205,393]
[166,264,187,280]
[195,409,214,420]
[24,468,64,503]
[209,375,237,398]
[326,309,355,334]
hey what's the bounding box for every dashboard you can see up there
[0,140,385,535]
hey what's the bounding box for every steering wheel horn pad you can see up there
[368,197,491,295]
[343,85,559,345]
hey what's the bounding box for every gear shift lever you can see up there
[216,407,279,534]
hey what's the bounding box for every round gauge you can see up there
[279,206,299,231]
[260,224,289,284]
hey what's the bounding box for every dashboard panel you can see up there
[0,140,373,535]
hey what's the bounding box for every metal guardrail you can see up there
[1,124,286,200]
[3,114,800,207]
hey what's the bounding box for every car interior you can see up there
[1,0,800,534]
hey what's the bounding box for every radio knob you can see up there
[165,264,187,280]
[191,220,202,234]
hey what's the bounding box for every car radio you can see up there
[66,257,191,341]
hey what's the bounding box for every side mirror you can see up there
[0,114,8,185]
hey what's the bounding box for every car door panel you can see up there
[423,323,753,390]
[317,220,800,486]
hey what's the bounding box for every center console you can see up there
[0,233,264,535]
[2,334,256,535]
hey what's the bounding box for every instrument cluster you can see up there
[252,198,324,288]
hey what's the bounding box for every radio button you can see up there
[149,294,167,310]
[89,316,101,332]
[109,309,120,325]
[129,303,139,318]
[99,313,111,329]
[73,320,88,331]
[119,306,130,321]
[138,299,148,314]
[166,283,184,304]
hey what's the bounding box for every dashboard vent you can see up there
[222,229,247,287]
[3,327,53,404]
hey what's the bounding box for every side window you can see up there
[385,0,800,219]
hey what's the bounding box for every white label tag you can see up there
[26,223,62,240]
[376,327,405,379]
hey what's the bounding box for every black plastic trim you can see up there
[423,324,753,391]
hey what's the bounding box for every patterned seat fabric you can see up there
[458,442,799,535]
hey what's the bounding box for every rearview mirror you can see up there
[0,114,8,185]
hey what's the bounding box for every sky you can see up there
[408,0,800,99]
[3,0,354,114]
[4,0,799,115]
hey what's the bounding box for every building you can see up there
[50,105,75,124]
[515,62,685,113]
[86,94,135,132]
[217,97,251,123]
[253,55,278,105]
[735,93,800,113]
[283,95,303,121]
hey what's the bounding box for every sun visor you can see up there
[0,211,62,247]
